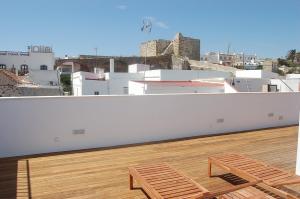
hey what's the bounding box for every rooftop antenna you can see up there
[141,18,152,65]
[141,18,152,94]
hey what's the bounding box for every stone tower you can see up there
[140,33,200,61]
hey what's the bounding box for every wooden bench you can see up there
[129,163,276,199]
[208,153,300,199]
[208,153,300,187]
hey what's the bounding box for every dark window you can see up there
[268,84,278,92]
[40,65,48,70]
[20,64,29,74]
[0,64,6,69]
[94,91,99,95]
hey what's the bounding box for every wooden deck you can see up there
[0,126,299,199]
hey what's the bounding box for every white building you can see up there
[0,45,55,73]
[286,74,300,79]
[224,70,300,93]
[0,45,60,94]
[235,70,278,79]
[234,53,259,69]
[270,79,300,92]
[72,64,232,96]
[129,80,224,95]
[128,64,150,73]
[145,69,231,81]
[72,71,144,96]
[203,52,235,66]
[226,78,270,92]
[27,69,60,86]
[203,52,259,69]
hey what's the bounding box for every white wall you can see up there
[297,115,300,175]
[1,92,300,158]
[73,72,108,96]
[28,69,59,86]
[235,70,278,79]
[128,81,145,95]
[0,52,55,70]
[106,73,144,94]
[233,78,270,92]
[73,72,145,96]
[224,81,238,93]
[128,64,150,73]
[287,74,300,79]
[145,70,231,81]
[129,81,224,95]
[270,79,300,92]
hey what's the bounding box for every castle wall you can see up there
[173,33,200,60]
[55,55,173,72]
[140,33,200,61]
[140,40,171,57]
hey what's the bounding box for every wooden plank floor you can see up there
[0,126,299,199]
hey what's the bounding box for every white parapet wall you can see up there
[297,114,300,175]
[1,92,300,158]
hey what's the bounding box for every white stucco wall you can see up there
[128,81,224,95]
[235,70,278,79]
[145,70,231,81]
[297,115,300,175]
[287,74,300,79]
[1,92,300,158]
[224,81,238,93]
[270,79,300,92]
[128,64,150,73]
[0,52,55,70]
[28,69,59,86]
[233,78,270,92]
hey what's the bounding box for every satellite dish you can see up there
[141,19,152,33]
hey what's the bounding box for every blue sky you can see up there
[1,0,300,58]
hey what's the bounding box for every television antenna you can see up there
[141,19,152,34]
[141,19,152,94]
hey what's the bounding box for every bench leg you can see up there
[129,174,134,190]
[208,159,212,177]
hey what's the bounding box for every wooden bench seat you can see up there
[208,153,300,187]
[129,163,276,199]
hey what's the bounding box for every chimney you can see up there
[110,58,114,73]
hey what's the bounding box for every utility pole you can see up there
[94,47,98,57]
[243,52,245,69]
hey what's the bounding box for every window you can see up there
[268,84,278,92]
[20,64,29,74]
[94,91,99,95]
[40,65,48,70]
[0,64,6,69]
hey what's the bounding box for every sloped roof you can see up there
[0,70,32,85]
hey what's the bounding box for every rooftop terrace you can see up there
[0,126,299,199]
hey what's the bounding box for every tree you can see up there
[60,74,71,93]
[286,49,296,61]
